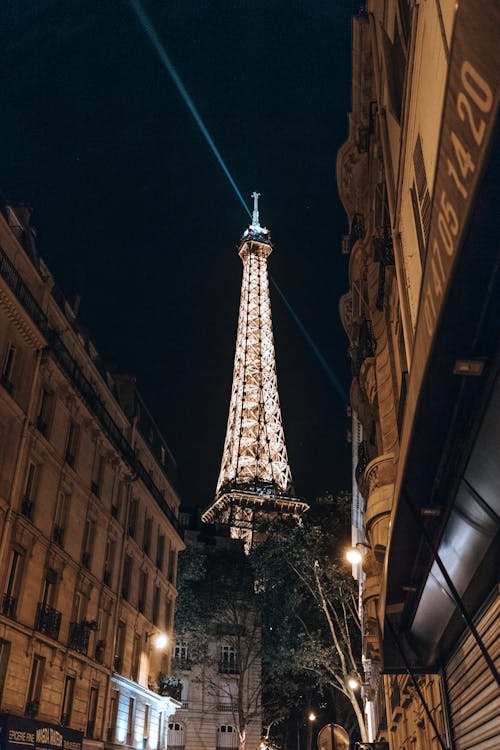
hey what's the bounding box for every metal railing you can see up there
[68,621,94,655]
[36,602,62,640]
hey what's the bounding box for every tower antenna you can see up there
[251,191,261,227]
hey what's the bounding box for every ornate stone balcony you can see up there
[358,452,395,559]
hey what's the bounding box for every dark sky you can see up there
[1,0,357,507]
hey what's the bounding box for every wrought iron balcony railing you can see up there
[2,594,17,618]
[36,602,62,640]
[68,621,96,655]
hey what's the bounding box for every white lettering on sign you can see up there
[422,60,494,339]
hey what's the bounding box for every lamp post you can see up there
[306,712,316,750]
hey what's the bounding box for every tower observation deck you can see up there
[201,193,308,547]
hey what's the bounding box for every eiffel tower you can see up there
[202,193,308,548]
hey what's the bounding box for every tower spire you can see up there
[251,190,260,227]
[202,194,308,549]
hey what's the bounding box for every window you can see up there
[152,586,160,626]
[87,686,99,739]
[167,549,177,584]
[156,532,165,570]
[412,133,431,259]
[103,539,115,587]
[61,675,75,725]
[22,462,38,519]
[65,422,79,468]
[0,639,11,704]
[174,642,188,662]
[81,518,94,569]
[167,722,184,750]
[138,570,148,614]
[26,655,45,716]
[217,725,237,749]
[41,568,57,607]
[174,641,190,669]
[3,549,23,618]
[115,621,126,673]
[36,388,53,437]
[112,480,125,520]
[1,343,16,392]
[131,634,141,682]
[128,497,139,538]
[143,704,150,740]
[127,697,135,744]
[157,712,164,750]
[219,645,238,674]
[143,517,152,555]
[95,608,109,663]
[107,689,119,742]
[37,569,61,640]
[53,490,68,546]
[91,453,105,497]
[122,556,132,601]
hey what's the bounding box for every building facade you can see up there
[171,514,262,750]
[338,2,499,748]
[0,205,184,750]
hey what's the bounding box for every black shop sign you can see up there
[0,714,83,750]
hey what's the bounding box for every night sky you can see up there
[1,0,357,507]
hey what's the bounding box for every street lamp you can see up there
[345,542,371,565]
[146,631,169,649]
[348,676,360,690]
[307,712,317,750]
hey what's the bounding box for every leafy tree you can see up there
[253,493,368,744]
[174,537,262,750]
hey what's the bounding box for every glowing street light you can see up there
[345,547,363,565]
[348,676,360,690]
[345,541,371,565]
[151,632,168,650]
[309,712,317,722]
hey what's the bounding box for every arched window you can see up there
[167,722,185,750]
[217,725,238,749]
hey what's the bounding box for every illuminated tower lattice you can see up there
[202,193,308,547]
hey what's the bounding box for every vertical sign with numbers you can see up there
[404,1,500,428]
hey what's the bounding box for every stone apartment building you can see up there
[338,2,499,748]
[169,514,262,750]
[0,205,184,750]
